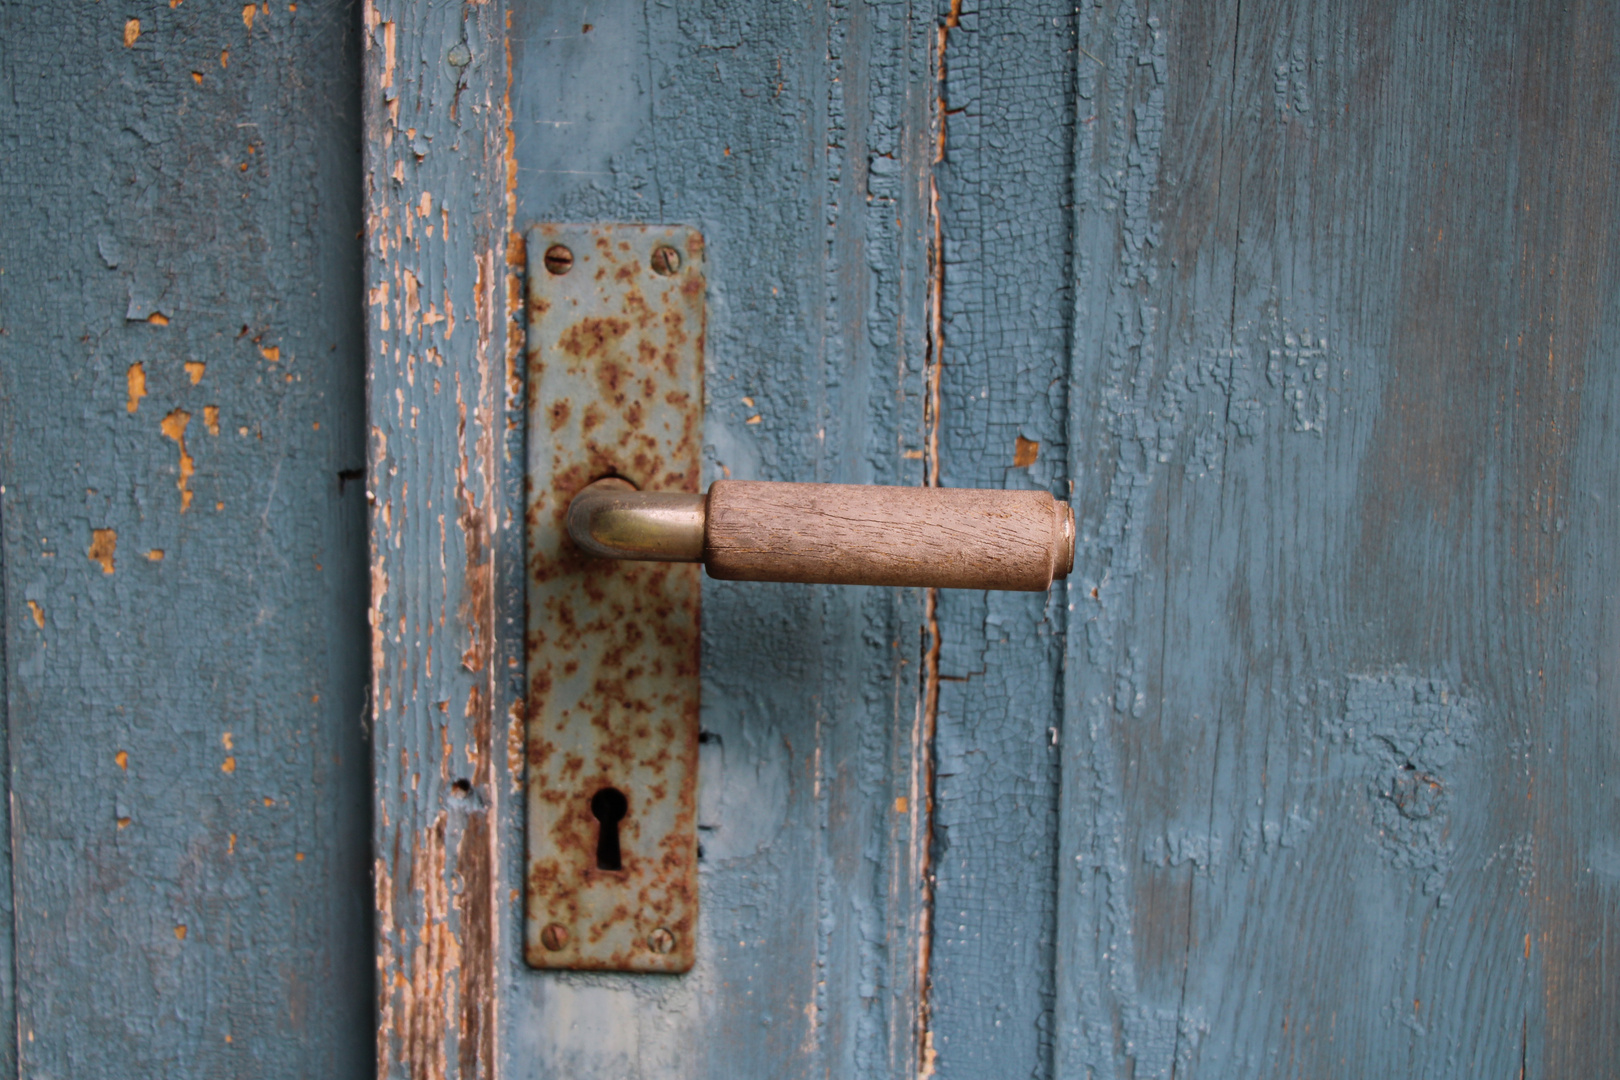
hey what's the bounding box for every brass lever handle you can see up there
[567,478,1074,592]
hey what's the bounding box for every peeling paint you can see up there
[88,529,116,574]
[160,409,194,512]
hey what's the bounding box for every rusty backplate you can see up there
[523,225,704,972]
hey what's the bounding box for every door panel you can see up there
[364,2,1620,1078]
[1,2,373,1076]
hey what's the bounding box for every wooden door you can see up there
[9,1,1606,1078]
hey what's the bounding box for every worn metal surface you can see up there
[524,224,704,973]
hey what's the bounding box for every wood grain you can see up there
[362,0,515,1075]
[705,480,1072,590]
[1055,2,1620,1078]
[0,1,372,1074]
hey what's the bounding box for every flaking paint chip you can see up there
[123,19,140,46]
[126,363,146,414]
[1013,435,1040,467]
[160,410,195,512]
[185,361,206,384]
[174,925,187,941]
[242,4,255,29]
[147,549,164,562]
[26,601,43,628]
[259,345,280,363]
[204,406,221,435]
[88,529,117,574]
[147,312,169,326]
[222,757,236,774]
[115,750,128,770]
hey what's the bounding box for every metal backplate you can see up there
[523,225,703,972]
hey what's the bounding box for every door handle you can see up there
[568,477,1074,592]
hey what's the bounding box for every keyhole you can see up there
[590,787,628,871]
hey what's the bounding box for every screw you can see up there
[649,245,682,276]
[540,923,569,951]
[543,244,574,275]
[647,927,676,954]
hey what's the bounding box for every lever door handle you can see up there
[567,478,1074,592]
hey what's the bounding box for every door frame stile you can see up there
[362,2,515,1076]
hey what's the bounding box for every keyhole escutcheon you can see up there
[590,787,628,871]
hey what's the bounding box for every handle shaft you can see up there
[567,479,1073,591]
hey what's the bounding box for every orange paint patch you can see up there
[295,852,305,862]
[126,363,146,414]
[222,757,236,774]
[123,19,140,46]
[1013,436,1040,467]
[185,361,206,384]
[175,925,187,941]
[745,414,762,425]
[161,410,195,512]
[191,71,203,84]
[220,49,229,68]
[26,601,43,629]
[117,817,131,829]
[147,312,169,326]
[204,406,220,435]
[146,549,164,562]
[242,4,255,29]
[894,796,909,813]
[228,832,237,854]
[88,529,117,574]
[259,344,280,363]
[115,751,129,770]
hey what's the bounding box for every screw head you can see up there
[540,923,569,951]
[647,927,676,954]
[543,244,574,275]
[649,245,682,276]
[447,42,471,68]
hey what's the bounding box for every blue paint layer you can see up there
[0,2,372,1073]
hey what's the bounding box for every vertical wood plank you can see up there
[1056,2,1620,1077]
[498,2,937,1077]
[0,1,372,1074]
[927,2,1077,1074]
[362,1,511,1076]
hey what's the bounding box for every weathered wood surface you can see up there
[704,481,1072,590]
[375,1,1620,1078]
[0,1,372,1075]
[1056,2,1620,1078]
[503,2,938,1078]
[360,0,514,1075]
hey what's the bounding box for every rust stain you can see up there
[126,363,146,414]
[1013,435,1040,467]
[88,528,117,574]
[161,409,195,512]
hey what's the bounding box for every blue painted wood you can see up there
[370,2,1620,1077]
[1056,2,1620,1077]
[500,3,938,1076]
[0,1,372,1074]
